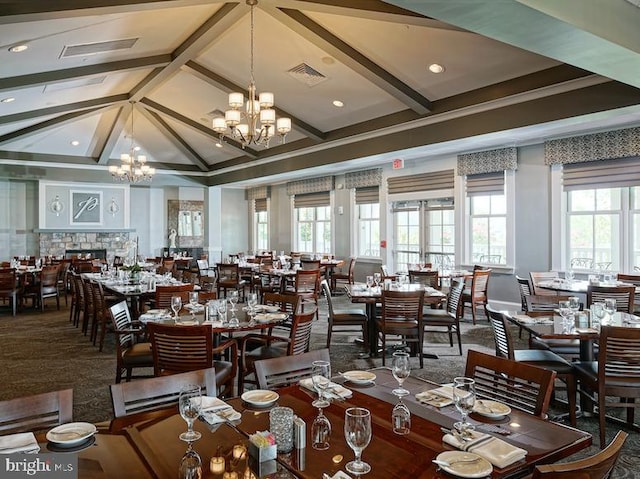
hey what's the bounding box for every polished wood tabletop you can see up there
[67,367,590,479]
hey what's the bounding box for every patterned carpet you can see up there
[0,297,638,477]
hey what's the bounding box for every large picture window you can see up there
[470,195,507,265]
[253,198,269,251]
[355,186,380,258]
[295,206,331,253]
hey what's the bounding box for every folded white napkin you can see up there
[0,432,40,454]
[415,390,453,407]
[330,472,352,479]
[443,430,526,469]
[200,396,241,425]
[299,378,352,399]
[427,385,455,399]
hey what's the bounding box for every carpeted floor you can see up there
[1,296,638,476]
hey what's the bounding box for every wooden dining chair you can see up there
[586,284,635,313]
[461,267,491,324]
[515,275,532,311]
[153,283,194,311]
[532,430,628,478]
[330,257,356,292]
[465,349,556,420]
[237,306,316,394]
[422,279,464,355]
[524,295,581,356]
[109,367,218,419]
[146,322,237,397]
[290,269,321,313]
[574,325,640,448]
[487,305,577,425]
[109,301,154,383]
[0,389,73,435]
[321,279,368,350]
[376,289,425,367]
[216,263,247,301]
[254,348,331,390]
[530,271,560,296]
[616,273,640,312]
[409,269,440,290]
[0,268,20,316]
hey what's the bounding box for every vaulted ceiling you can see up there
[1,0,640,188]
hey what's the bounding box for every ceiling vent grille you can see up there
[61,38,138,58]
[287,63,327,87]
[44,76,106,93]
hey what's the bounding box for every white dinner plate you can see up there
[46,422,97,446]
[241,390,279,407]
[341,370,376,384]
[473,399,512,419]
[435,451,492,478]
[145,309,167,315]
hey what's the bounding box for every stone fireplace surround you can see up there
[38,231,132,259]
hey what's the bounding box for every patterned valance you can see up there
[286,176,334,196]
[457,147,517,176]
[545,127,640,165]
[245,186,270,200]
[344,169,382,189]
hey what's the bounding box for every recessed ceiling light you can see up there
[1,97,15,103]
[70,140,80,146]
[333,100,344,108]
[429,63,445,74]
[9,44,28,53]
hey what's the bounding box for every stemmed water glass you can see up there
[592,301,605,328]
[558,300,574,332]
[178,384,202,442]
[228,290,239,312]
[365,275,374,289]
[246,292,258,318]
[604,298,616,321]
[171,295,182,322]
[373,272,381,289]
[188,291,199,319]
[217,299,227,324]
[311,360,331,408]
[452,377,476,436]
[391,351,410,397]
[179,443,202,479]
[344,407,372,475]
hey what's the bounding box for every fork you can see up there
[432,456,482,467]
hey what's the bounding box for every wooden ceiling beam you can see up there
[97,105,129,165]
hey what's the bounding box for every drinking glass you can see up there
[592,301,605,329]
[392,399,411,435]
[391,351,410,397]
[565,270,574,282]
[269,407,294,453]
[568,296,580,314]
[246,292,258,316]
[312,410,331,450]
[365,275,374,289]
[311,360,331,408]
[344,407,372,475]
[178,385,202,442]
[558,300,573,331]
[171,295,183,321]
[179,444,202,479]
[604,298,616,320]
[452,377,476,435]
[373,272,381,288]
[228,290,239,312]
[189,291,199,319]
[217,299,227,324]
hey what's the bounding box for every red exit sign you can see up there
[392,158,404,169]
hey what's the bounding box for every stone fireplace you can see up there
[38,231,132,259]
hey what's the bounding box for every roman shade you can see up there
[563,157,640,191]
[355,186,379,204]
[293,191,330,208]
[387,170,454,195]
[466,172,505,196]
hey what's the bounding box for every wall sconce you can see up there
[49,196,64,217]
[107,197,120,216]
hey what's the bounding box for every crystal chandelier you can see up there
[109,102,155,182]
[212,0,291,148]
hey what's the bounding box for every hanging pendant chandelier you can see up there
[212,0,291,149]
[109,102,155,182]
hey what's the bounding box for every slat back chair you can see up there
[408,270,440,289]
[81,276,95,335]
[377,289,425,367]
[586,285,635,313]
[516,275,532,311]
[56,260,70,306]
[263,292,301,335]
[422,279,464,355]
[301,259,321,271]
[255,348,331,390]
[109,301,153,383]
[464,350,557,420]
[330,257,356,291]
[70,272,85,327]
[380,264,397,281]
[110,367,217,419]
[37,264,60,311]
[154,283,194,310]
[292,269,321,313]
[617,273,640,312]
[462,268,491,324]
[0,389,73,435]
[532,430,628,479]
[216,263,246,300]
[147,323,213,376]
[0,268,19,316]
[321,279,368,349]
[525,294,574,313]
[575,326,640,448]
[529,271,560,296]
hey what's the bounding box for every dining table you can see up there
[537,278,640,295]
[344,283,447,357]
[38,367,591,479]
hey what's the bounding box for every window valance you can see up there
[293,191,330,208]
[246,186,270,200]
[545,126,640,166]
[457,147,517,176]
[387,170,454,195]
[345,169,382,189]
[286,176,334,196]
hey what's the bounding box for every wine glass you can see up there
[373,272,381,289]
[568,296,580,315]
[565,269,574,283]
[365,275,374,289]
[178,385,202,442]
[217,299,227,324]
[312,409,332,450]
[452,377,476,436]
[604,298,616,321]
[344,407,372,475]
[179,443,202,479]
[188,291,199,319]
[228,290,239,312]
[558,300,573,332]
[592,301,605,328]
[171,295,182,322]
[247,292,258,316]
[391,351,410,397]
[311,360,331,409]
[392,399,411,435]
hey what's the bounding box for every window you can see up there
[295,206,331,253]
[355,187,380,258]
[425,200,455,269]
[469,195,506,264]
[253,198,269,251]
[393,204,420,272]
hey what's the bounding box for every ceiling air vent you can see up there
[60,38,138,58]
[44,76,106,93]
[287,63,327,87]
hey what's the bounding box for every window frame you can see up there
[291,194,333,254]
[355,199,381,259]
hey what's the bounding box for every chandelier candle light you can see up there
[109,102,155,182]
[212,0,291,148]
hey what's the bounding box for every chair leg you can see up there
[456,327,462,356]
[565,374,577,427]
[326,327,332,348]
[471,302,477,325]
[598,393,607,449]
